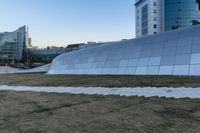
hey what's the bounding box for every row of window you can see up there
[152,1,157,34]
[136,1,158,35]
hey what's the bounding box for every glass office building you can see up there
[135,0,200,37]
[165,0,200,31]
[0,26,28,63]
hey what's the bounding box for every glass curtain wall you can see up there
[165,0,200,31]
[0,26,28,64]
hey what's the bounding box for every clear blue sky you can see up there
[0,0,135,48]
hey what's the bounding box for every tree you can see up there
[191,20,200,25]
[171,20,179,30]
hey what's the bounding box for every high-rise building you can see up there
[0,26,29,64]
[165,0,200,31]
[28,38,32,48]
[135,0,200,38]
[135,0,164,38]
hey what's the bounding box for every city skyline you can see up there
[0,0,135,48]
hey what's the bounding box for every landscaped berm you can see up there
[1,74,200,87]
[0,74,200,133]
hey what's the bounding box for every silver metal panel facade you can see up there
[48,25,200,76]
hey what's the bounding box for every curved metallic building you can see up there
[0,26,28,63]
[48,25,200,76]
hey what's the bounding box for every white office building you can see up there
[135,0,164,38]
[135,0,200,38]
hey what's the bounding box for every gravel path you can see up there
[0,85,200,99]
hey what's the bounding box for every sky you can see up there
[0,0,135,48]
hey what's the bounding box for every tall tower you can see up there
[164,0,200,31]
[135,0,164,38]
[135,0,200,38]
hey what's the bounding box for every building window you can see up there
[197,0,200,10]
[154,24,157,28]
[154,32,157,34]
[154,17,157,21]
[142,4,148,35]
[154,9,157,13]
[154,2,156,6]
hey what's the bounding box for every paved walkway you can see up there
[0,86,200,99]
[0,66,18,74]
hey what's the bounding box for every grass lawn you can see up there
[1,74,200,132]
[0,90,200,133]
[0,74,200,87]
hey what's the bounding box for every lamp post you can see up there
[26,49,29,68]
[12,44,15,67]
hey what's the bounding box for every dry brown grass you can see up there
[0,90,200,133]
[0,74,200,87]
[0,74,200,132]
